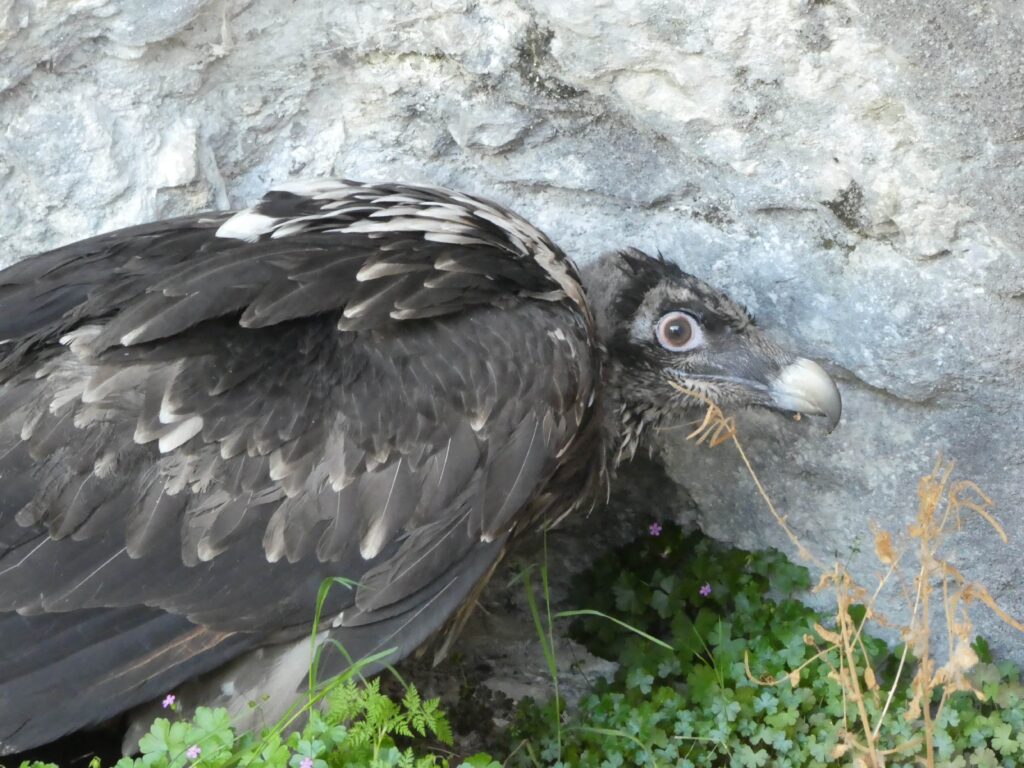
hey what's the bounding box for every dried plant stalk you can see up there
[676,392,1024,768]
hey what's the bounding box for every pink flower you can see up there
[648,522,662,537]
[161,694,176,709]
[699,582,712,597]
[300,758,314,768]
[186,745,201,761]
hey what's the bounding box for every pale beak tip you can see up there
[770,358,842,433]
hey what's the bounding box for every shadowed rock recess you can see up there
[2,0,1022,675]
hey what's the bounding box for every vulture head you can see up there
[584,248,841,461]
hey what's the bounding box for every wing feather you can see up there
[0,179,601,755]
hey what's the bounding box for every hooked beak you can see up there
[768,358,842,432]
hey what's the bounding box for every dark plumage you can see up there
[0,179,841,754]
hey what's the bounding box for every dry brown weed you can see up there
[670,382,1023,767]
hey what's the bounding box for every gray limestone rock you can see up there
[1,0,1022,687]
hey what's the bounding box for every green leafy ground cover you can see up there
[505,526,1024,767]
[16,679,499,768]
[12,527,1024,768]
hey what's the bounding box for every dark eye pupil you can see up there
[655,312,698,351]
[661,316,692,347]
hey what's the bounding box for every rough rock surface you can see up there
[2,0,1023,683]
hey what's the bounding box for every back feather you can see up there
[0,179,604,754]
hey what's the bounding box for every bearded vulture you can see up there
[0,179,841,754]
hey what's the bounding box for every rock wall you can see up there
[2,0,1023,661]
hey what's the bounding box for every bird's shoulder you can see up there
[0,179,608,754]
[0,179,592,362]
[0,179,606,623]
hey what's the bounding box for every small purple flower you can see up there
[161,694,176,709]
[186,745,201,761]
[300,758,314,768]
[699,582,712,597]
[649,522,662,537]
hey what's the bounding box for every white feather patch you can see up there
[269,178,355,198]
[422,232,491,246]
[59,325,102,353]
[269,220,310,238]
[218,430,247,460]
[19,411,43,441]
[268,449,290,481]
[196,539,221,563]
[83,366,144,404]
[370,193,432,205]
[359,516,389,560]
[158,415,204,453]
[341,292,380,319]
[216,211,279,242]
[158,367,190,424]
[49,383,85,413]
[94,451,119,479]
[356,260,423,282]
[341,217,471,236]
[119,325,151,347]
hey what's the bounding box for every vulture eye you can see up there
[655,311,703,352]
